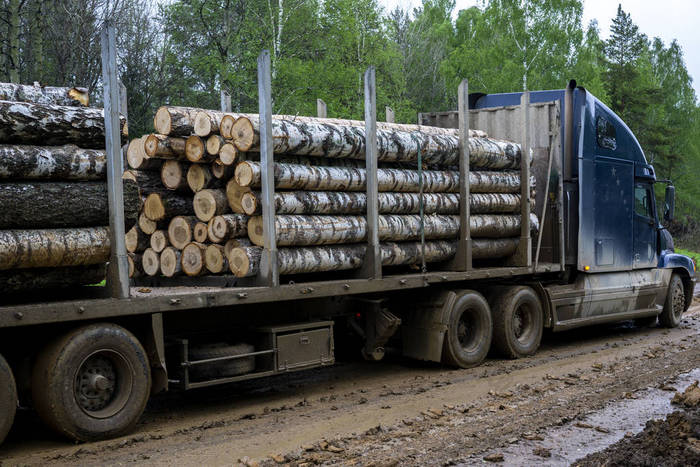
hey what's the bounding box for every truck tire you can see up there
[659,274,685,328]
[0,353,17,445]
[32,323,151,442]
[189,343,255,380]
[441,291,492,368]
[490,286,543,359]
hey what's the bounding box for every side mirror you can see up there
[664,185,675,222]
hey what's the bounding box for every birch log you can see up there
[247,214,535,246]
[150,230,169,253]
[206,135,227,155]
[159,247,181,277]
[167,215,198,250]
[160,160,189,191]
[187,164,219,192]
[154,106,200,137]
[0,181,139,229]
[127,136,161,171]
[211,159,235,179]
[193,222,208,243]
[144,134,187,159]
[144,191,194,221]
[0,265,106,291]
[225,178,251,213]
[0,227,110,269]
[236,161,525,193]
[0,144,105,180]
[125,225,149,253]
[139,212,166,235]
[0,83,89,106]
[219,142,238,165]
[224,238,251,260]
[205,244,228,273]
[241,191,527,216]
[186,135,216,163]
[182,242,207,276]
[210,214,248,240]
[193,189,229,221]
[0,100,127,147]
[229,239,519,277]
[142,248,160,276]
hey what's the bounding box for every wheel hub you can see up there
[76,355,116,412]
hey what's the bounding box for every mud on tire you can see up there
[659,274,685,328]
[489,286,543,359]
[441,291,493,369]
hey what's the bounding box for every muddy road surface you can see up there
[2,302,700,466]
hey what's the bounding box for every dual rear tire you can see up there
[0,353,17,445]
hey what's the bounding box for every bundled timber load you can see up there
[0,265,106,292]
[0,100,127,148]
[0,83,89,107]
[127,136,161,170]
[0,144,105,180]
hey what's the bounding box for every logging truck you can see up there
[0,51,696,447]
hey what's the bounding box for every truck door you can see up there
[633,182,657,268]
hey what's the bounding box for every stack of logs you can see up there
[0,82,133,291]
[127,105,536,280]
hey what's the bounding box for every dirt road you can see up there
[2,302,699,466]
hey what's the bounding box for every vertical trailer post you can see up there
[385,106,394,123]
[101,22,129,298]
[448,79,472,271]
[220,90,232,112]
[358,67,381,279]
[514,91,532,267]
[317,99,327,118]
[256,50,279,287]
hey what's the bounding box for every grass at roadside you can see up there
[676,248,700,269]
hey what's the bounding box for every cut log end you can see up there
[220,115,236,139]
[159,247,181,277]
[68,87,90,106]
[247,216,265,246]
[226,178,252,214]
[139,213,158,235]
[185,135,206,162]
[167,215,197,250]
[219,143,238,166]
[211,159,233,179]
[142,248,160,276]
[224,238,251,260]
[241,192,259,215]
[229,246,261,277]
[144,193,166,221]
[234,161,255,187]
[150,230,169,253]
[194,111,213,137]
[193,189,228,222]
[205,244,228,273]
[154,106,173,135]
[193,222,208,243]
[161,160,186,190]
[187,164,214,192]
[182,242,206,276]
[231,117,255,152]
[206,134,225,155]
[125,226,148,253]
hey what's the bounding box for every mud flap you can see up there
[401,290,456,363]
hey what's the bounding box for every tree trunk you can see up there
[236,161,525,193]
[228,116,520,169]
[0,227,110,269]
[182,242,207,276]
[139,212,166,235]
[193,189,229,222]
[0,83,89,106]
[0,144,105,180]
[0,181,139,229]
[0,264,106,291]
[248,214,533,246]
[167,215,198,250]
[211,159,234,179]
[150,230,169,253]
[127,136,161,171]
[241,191,527,216]
[205,244,228,274]
[144,134,187,159]
[125,225,149,253]
[154,106,200,137]
[210,214,248,241]
[144,191,194,221]
[159,247,181,277]
[142,248,160,276]
[193,222,208,243]
[0,100,127,148]
[187,164,219,192]
[160,160,189,191]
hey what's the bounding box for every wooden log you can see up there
[187,164,219,192]
[210,214,248,241]
[160,160,189,191]
[193,188,229,222]
[236,161,524,193]
[194,111,222,137]
[167,215,198,250]
[0,83,89,106]
[247,214,534,246]
[230,239,519,277]
[159,247,181,277]
[205,244,228,273]
[206,134,227,155]
[144,191,194,221]
[0,227,110,270]
[182,242,207,276]
[224,238,251,261]
[241,191,527,216]
[139,212,166,235]
[0,181,139,229]
[154,106,199,137]
[0,264,106,291]
[144,134,187,159]
[0,144,105,180]
[150,229,169,253]
[122,169,163,198]
[142,248,160,276]
[0,100,127,148]
[229,116,520,169]
[211,159,234,179]
[225,178,251,213]
[127,136,161,170]
[193,222,208,243]
[125,225,149,253]
[128,253,143,278]
[185,135,216,163]
[219,142,238,165]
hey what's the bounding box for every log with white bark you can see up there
[225,178,252,213]
[229,239,518,277]
[0,100,127,148]
[194,110,226,137]
[154,106,200,137]
[193,189,229,221]
[150,230,169,253]
[167,216,198,250]
[205,244,229,274]
[241,191,528,216]
[125,225,149,253]
[247,214,536,246]
[187,164,220,192]
[0,227,110,269]
[0,264,106,291]
[224,238,252,261]
[0,83,89,106]
[0,144,105,180]
[159,247,181,277]
[0,181,139,229]
[144,191,194,221]
[127,136,161,171]
[160,160,189,191]
[210,214,248,241]
[142,248,160,276]
[182,242,207,276]
[193,222,208,243]
[228,116,520,169]
[235,161,525,193]
[211,158,235,179]
[144,134,187,159]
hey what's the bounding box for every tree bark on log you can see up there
[0,227,110,269]
[225,179,252,214]
[159,247,181,277]
[211,214,248,241]
[154,106,200,137]
[160,160,189,191]
[127,136,161,171]
[241,191,527,216]
[205,244,228,273]
[144,134,187,159]
[144,191,194,221]
[236,161,526,193]
[142,248,160,276]
[0,181,139,229]
[0,83,89,106]
[228,116,520,169]
[224,238,252,261]
[0,144,105,180]
[182,242,207,276]
[0,100,127,148]
[0,264,106,291]
[125,225,149,253]
[247,214,536,246]
[168,216,198,250]
[150,230,169,253]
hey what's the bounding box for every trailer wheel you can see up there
[442,291,492,368]
[659,274,685,328]
[490,286,543,359]
[0,353,17,445]
[32,323,151,442]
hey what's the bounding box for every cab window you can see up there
[597,117,617,150]
[634,184,653,218]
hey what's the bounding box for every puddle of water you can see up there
[465,368,700,466]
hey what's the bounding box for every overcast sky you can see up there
[378,0,700,97]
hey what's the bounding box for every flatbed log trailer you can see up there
[0,38,695,445]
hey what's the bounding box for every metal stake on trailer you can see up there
[101,21,129,299]
[514,91,532,268]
